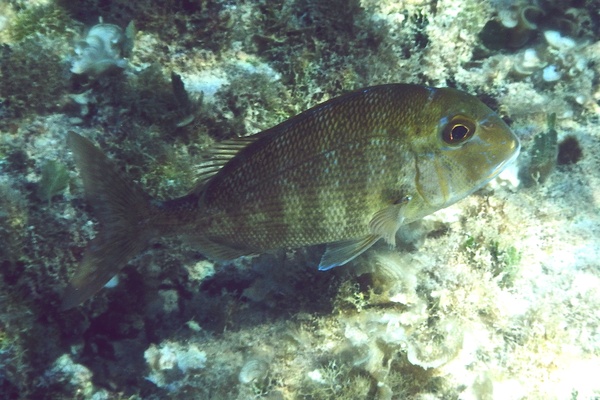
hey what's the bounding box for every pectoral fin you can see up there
[368,199,409,246]
[318,197,411,271]
[318,234,381,271]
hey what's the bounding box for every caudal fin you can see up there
[61,132,155,310]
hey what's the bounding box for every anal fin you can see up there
[318,235,381,271]
[184,234,253,261]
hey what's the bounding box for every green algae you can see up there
[0,38,67,117]
[36,160,69,203]
[519,113,558,187]
[9,3,77,42]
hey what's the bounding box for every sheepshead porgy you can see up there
[62,84,520,309]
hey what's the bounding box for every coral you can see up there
[0,37,68,117]
[43,355,95,397]
[519,113,558,187]
[512,48,545,76]
[479,4,543,49]
[249,0,392,102]
[144,340,207,391]
[0,3,14,43]
[340,286,464,371]
[301,360,373,399]
[489,242,521,289]
[9,3,78,42]
[70,21,134,76]
[238,358,269,384]
[214,71,293,137]
[0,290,29,397]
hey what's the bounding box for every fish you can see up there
[61,83,520,309]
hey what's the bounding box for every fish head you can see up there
[412,87,521,209]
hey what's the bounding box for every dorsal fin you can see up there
[191,135,260,193]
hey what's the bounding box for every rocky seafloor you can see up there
[0,0,599,399]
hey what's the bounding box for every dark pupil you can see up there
[450,124,469,142]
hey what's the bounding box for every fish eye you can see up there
[442,115,476,145]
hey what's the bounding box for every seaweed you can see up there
[0,39,68,118]
[519,113,559,187]
[9,3,77,42]
[36,160,70,204]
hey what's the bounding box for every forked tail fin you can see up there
[61,132,155,310]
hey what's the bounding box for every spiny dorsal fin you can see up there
[192,135,260,193]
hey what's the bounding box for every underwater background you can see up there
[0,0,599,399]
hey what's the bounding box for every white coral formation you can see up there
[144,340,207,390]
[238,358,269,384]
[44,354,110,399]
[71,22,132,75]
[341,251,468,374]
[512,48,545,76]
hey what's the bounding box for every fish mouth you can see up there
[485,138,521,182]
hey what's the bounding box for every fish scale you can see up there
[203,97,404,226]
[61,83,520,309]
